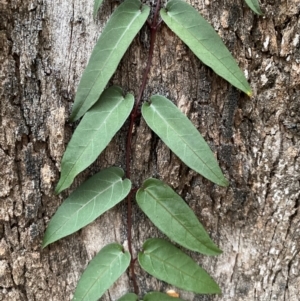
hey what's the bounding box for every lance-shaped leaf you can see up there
[71,0,150,121]
[72,243,130,301]
[93,0,104,18]
[43,167,131,247]
[117,293,139,301]
[244,0,262,15]
[160,0,252,96]
[56,86,134,194]
[136,178,222,255]
[142,95,229,187]
[144,292,185,301]
[139,238,221,294]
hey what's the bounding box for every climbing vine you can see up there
[43,0,261,300]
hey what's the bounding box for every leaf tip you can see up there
[247,90,253,97]
[218,177,229,187]
[223,179,230,187]
[54,184,61,195]
[41,237,49,249]
[69,106,83,122]
[212,247,223,256]
[55,177,69,194]
[69,112,77,123]
[202,242,223,256]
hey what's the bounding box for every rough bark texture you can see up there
[1,0,299,300]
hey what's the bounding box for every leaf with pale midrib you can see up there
[139,238,221,294]
[56,86,134,194]
[142,95,229,187]
[71,0,150,121]
[43,167,131,247]
[72,243,130,301]
[160,0,252,96]
[136,178,222,255]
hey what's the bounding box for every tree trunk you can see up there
[1,0,299,300]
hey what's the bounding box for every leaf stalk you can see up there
[125,0,162,295]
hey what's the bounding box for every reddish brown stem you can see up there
[125,0,161,295]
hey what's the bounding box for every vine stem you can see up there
[125,0,161,295]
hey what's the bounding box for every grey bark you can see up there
[1,0,299,300]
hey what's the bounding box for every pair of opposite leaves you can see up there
[72,240,220,301]
[45,167,223,300]
[56,0,253,194]
[71,0,251,121]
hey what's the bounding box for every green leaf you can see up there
[138,238,221,294]
[56,86,134,193]
[43,167,131,247]
[71,0,150,121]
[117,293,139,301]
[144,292,185,301]
[142,95,229,187]
[160,0,252,96]
[72,243,130,301]
[136,178,222,255]
[93,0,104,18]
[244,0,262,15]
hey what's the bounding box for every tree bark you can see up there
[1,0,299,300]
